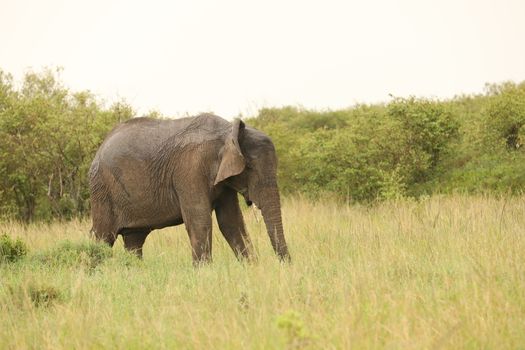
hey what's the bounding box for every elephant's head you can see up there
[214,119,290,261]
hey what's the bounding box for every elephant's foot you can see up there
[192,253,212,267]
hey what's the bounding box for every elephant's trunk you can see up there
[254,184,290,262]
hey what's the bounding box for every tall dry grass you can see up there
[1,195,524,349]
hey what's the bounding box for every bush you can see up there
[6,282,65,308]
[0,68,134,222]
[252,99,459,201]
[276,310,315,349]
[435,151,525,194]
[28,283,63,307]
[482,82,525,150]
[0,234,28,264]
[34,240,112,270]
[386,97,459,183]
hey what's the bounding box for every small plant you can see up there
[111,248,143,267]
[28,283,63,307]
[35,240,112,270]
[0,234,28,264]
[276,310,314,349]
[6,282,65,308]
[238,292,250,311]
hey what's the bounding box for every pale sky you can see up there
[1,0,524,118]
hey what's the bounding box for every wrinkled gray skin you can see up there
[89,114,290,264]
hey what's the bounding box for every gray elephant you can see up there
[88,114,290,264]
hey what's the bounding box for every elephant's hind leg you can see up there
[122,229,151,258]
[91,228,117,247]
[90,186,118,247]
[91,212,118,247]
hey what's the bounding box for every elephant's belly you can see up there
[108,160,184,229]
[152,216,184,229]
[125,205,184,230]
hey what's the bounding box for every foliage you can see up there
[34,239,113,270]
[0,68,134,222]
[249,99,459,201]
[276,310,315,349]
[0,234,28,264]
[482,82,525,150]
[5,281,65,308]
[249,82,525,200]
[27,283,64,307]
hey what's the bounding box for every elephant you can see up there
[88,113,290,264]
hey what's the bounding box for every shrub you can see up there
[0,68,134,222]
[34,240,112,270]
[482,82,525,150]
[0,234,28,264]
[7,282,64,308]
[276,310,314,349]
[28,283,63,307]
[386,97,459,183]
[250,99,460,201]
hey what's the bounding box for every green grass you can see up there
[1,195,524,349]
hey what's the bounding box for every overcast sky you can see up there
[1,0,524,118]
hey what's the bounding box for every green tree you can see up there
[482,82,525,150]
[0,68,134,221]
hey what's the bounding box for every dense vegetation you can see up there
[0,68,134,221]
[1,68,525,221]
[247,82,525,201]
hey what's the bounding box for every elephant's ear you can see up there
[214,119,246,185]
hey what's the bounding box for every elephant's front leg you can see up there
[215,188,254,261]
[181,206,213,265]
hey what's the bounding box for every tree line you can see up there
[1,68,524,221]
[247,82,525,201]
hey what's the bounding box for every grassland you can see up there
[1,195,524,349]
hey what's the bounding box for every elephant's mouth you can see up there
[240,189,252,206]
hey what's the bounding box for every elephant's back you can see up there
[88,118,168,192]
[98,118,169,159]
[99,115,229,158]
[90,114,231,181]
[89,114,230,183]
